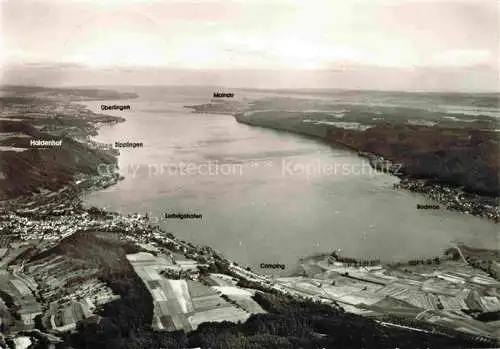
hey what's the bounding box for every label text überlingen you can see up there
[101,104,131,111]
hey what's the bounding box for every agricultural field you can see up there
[18,253,120,332]
[0,270,42,329]
[43,301,92,332]
[290,253,500,338]
[127,252,265,332]
[213,286,266,314]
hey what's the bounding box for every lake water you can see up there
[83,87,499,275]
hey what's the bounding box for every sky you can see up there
[1,0,499,90]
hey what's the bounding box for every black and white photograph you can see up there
[0,0,499,348]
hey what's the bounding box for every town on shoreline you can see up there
[184,98,500,223]
[0,86,498,348]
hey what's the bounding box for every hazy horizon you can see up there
[1,0,499,92]
[2,64,499,93]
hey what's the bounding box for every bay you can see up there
[83,87,499,275]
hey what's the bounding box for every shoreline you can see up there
[1,88,499,346]
[9,95,497,270]
[232,112,499,223]
[0,92,251,271]
[6,95,481,272]
[355,151,499,222]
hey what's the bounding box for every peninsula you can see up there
[0,86,497,349]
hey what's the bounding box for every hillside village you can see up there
[0,87,498,349]
[0,191,499,347]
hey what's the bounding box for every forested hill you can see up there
[235,111,500,196]
[33,233,495,349]
[0,120,116,199]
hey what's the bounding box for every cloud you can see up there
[2,0,498,91]
[431,50,494,67]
